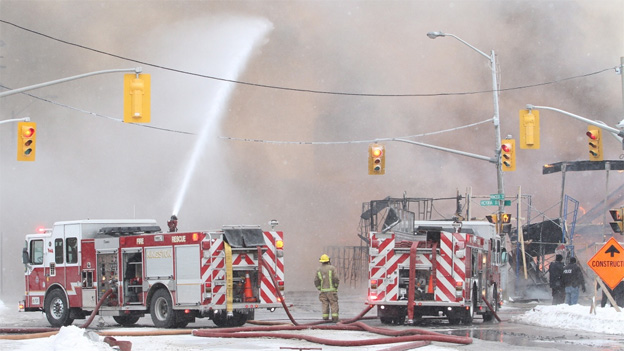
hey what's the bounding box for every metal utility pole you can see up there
[427,31,505,220]
[621,57,624,119]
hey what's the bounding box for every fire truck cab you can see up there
[20,219,285,328]
[368,220,502,325]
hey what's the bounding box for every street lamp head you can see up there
[427,31,446,39]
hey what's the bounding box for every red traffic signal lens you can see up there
[22,127,35,138]
[501,144,511,152]
[372,148,383,157]
[586,131,597,140]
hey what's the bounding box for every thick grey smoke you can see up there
[0,1,622,298]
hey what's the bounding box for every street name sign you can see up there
[480,199,512,207]
[587,237,624,290]
[480,200,498,206]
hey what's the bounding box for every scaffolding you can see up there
[325,195,453,289]
[322,245,368,289]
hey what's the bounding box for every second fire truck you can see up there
[367,219,503,325]
[20,219,285,328]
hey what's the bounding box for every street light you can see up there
[427,31,505,217]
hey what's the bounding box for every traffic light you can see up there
[368,143,385,175]
[500,213,511,224]
[519,109,540,149]
[587,126,603,161]
[500,139,516,171]
[609,208,624,234]
[485,214,498,223]
[123,73,151,123]
[17,121,36,161]
[486,213,511,224]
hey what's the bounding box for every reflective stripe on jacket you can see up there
[315,264,339,292]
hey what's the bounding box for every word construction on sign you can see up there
[587,237,624,289]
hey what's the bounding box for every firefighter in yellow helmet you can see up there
[314,254,340,322]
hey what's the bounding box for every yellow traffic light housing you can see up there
[485,214,498,223]
[486,213,511,224]
[587,126,603,161]
[124,73,151,123]
[501,139,516,172]
[609,208,624,234]
[368,143,385,175]
[519,109,540,149]
[17,121,36,161]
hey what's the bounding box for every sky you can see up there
[0,0,623,297]
[1,298,623,350]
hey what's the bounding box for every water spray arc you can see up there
[171,19,273,217]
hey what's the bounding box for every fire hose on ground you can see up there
[0,288,114,339]
[2,261,475,349]
[0,288,132,350]
[191,259,473,349]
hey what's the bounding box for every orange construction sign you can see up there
[587,237,624,290]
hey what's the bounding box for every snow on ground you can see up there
[2,298,624,351]
[14,326,112,351]
[511,303,624,335]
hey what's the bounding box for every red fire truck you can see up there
[19,219,285,328]
[367,220,502,325]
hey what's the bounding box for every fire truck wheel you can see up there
[44,289,74,327]
[461,286,477,325]
[461,307,474,325]
[150,289,176,328]
[212,311,248,327]
[113,315,140,326]
[174,319,189,328]
[174,310,194,328]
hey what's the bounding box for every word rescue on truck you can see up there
[20,219,285,328]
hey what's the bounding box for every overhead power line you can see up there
[0,19,618,97]
[0,84,491,142]
[0,85,195,135]
[219,118,493,145]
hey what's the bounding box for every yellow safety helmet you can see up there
[319,254,330,263]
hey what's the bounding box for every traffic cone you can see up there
[244,272,256,302]
[427,273,434,294]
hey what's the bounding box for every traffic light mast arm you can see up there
[393,138,495,163]
[0,117,30,125]
[0,68,142,98]
[526,104,624,139]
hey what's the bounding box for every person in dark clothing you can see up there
[601,280,624,308]
[562,256,585,305]
[548,254,565,304]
